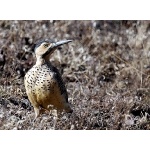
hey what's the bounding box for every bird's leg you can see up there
[52,109,58,129]
[33,107,40,122]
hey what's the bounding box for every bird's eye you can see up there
[43,44,49,48]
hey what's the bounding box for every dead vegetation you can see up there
[0,20,150,129]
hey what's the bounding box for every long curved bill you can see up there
[52,40,72,49]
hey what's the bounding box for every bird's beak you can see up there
[51,40,72,49]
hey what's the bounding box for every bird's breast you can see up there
[25,64,67,96]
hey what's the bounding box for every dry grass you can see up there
[0,20,150,129]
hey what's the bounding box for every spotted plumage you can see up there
[24,39,73,118]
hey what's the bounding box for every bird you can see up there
[24,39,73,119]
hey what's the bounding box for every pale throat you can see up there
[35,55,51,65]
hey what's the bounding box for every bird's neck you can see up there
[36,56,50,66]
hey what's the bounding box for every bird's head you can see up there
[34,39,72,61]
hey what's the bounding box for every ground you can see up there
[0,20,150,129]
